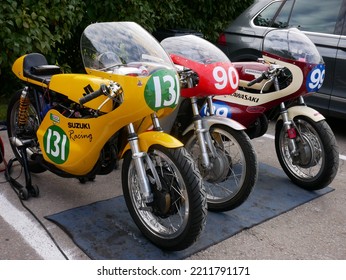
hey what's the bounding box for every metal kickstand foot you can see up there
[5,143,39,200]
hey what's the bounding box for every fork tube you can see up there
[298,96,305,105]
[127,123,153,203]
[151,113,163,131]
[280,102,298,155]
[191,97,211,169]
[204,97,218,156]
[206,96,215,116]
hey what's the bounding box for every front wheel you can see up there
[122,145,207,251]
[275,116,339,190]
[184,125,258,212]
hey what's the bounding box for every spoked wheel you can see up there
[184,124,258,212]
[122,145,207,251]
[7,90,46,173]
[275,116,339,190]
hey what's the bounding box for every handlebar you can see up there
[177,67,199,88]
[79,84,109,105]
[247,64,285,87]
[247,72,268,87]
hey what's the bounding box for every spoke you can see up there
[128,148,189,237]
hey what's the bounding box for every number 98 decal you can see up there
[144,69,180,111]
[200,101,232,118]
[306,64,325,92]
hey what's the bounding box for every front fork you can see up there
[279,96,306,156]
[126,114,163,203]
[190,96,217,169]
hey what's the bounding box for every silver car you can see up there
[216,0,346,119]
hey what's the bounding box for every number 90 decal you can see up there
[306,64,325,92]
[213,65,239,91]
[144,69,180,111]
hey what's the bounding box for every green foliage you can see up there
[79,0,253,41]
[0,0,85,98]
[180,0,253,41]
[0,0,84,66]
[0,0,254,108]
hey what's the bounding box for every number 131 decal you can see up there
[43,125,70,164]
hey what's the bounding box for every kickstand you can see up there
[5,142,39,200]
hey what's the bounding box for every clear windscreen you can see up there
[262,28,323,64]
[81,22,174,75]
[161,35,231,64]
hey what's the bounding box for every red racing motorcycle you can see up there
[160,35,258,212]
[207,28,339,190]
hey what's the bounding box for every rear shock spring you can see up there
[18,87,30,127]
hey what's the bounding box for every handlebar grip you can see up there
[247,73,267,87]
[79,84,108,105]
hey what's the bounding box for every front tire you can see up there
[275,116,339,190]
[184,125,258,212]
[122,145,207,251]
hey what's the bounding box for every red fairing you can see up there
[233,61,270,81]
[170,54,239,98]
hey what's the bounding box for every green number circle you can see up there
[43,125,70,164]
[144,69,180,111]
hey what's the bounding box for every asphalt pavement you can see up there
[0,118,345,260]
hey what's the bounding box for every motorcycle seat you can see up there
[23,53,61,84]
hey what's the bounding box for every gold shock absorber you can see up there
[18,87,30,127]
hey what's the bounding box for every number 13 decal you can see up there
[153,74,179,107]
[145,69,180,111]
[213,65,239,91]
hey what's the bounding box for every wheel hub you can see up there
[149,170,180,218]
[294,133,321,168]
[200,148,231,183]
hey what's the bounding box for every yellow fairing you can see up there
[35,73,166,175]
[36,110,183,175]
[86,68,178,119]
[35,66,180,175]
[36,109,115,175]
[49,74,114,113]
[121,131,184,158]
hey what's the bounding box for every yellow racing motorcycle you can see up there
[6,22,207,251]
